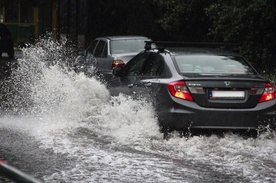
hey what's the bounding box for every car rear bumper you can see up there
[158,99,276,131]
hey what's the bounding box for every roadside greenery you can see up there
[205,0,276,72]
[151,0,276,72]
[152,0,213,41]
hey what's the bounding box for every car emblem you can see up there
[224,81,231,87]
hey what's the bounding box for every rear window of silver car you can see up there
[111,39,152,54]
[173,55,254,75]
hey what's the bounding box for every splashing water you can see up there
[9,39,107,117]
[0,37,161,143]
[0,38,275,183]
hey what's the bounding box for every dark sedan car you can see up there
[0,23,14,59]
[74,35,154,81]
[107,44,276,137]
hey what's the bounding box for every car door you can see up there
[93,40,114,79]
[129,52,165,99]
[85,39,98,62]
[112,52,165,99]
[73,40,98,75]
[107,52,150,96]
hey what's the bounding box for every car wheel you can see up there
[159,125,172,140]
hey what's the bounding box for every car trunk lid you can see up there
[185,77,267,108]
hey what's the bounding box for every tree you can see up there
[205,0,276,71]
[152,0,214,41]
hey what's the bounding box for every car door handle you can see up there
[128,83,151,88]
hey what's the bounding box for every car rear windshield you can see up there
[173,55,255,75]
[111,39,149,54]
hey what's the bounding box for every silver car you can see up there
[74,36,154,80]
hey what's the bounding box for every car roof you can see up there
[143,47,240,57]
[165,47,240,56]
[141,41,240,56]
[97,36,152,41]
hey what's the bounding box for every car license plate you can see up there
[209,90,245,99]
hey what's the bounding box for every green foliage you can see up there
[152,0,276,71]
[261,72,276,86]
[152,0,191,31]
[205,0,276,71]
[152,0,213,41]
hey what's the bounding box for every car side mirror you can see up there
[112,67,124,77]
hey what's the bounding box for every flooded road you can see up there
[0,39,275,183]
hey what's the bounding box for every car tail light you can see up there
[259,83,276,103]
[167,81,193,101]
[111,60,125,69]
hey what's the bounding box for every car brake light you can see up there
[111,60,125,69]
[167,81,193,101]
[259,83,276,103]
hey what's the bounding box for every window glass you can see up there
[94,40,106,58]
[142,53,164,76]
[124,53,149,76]
[174,55,254,75]
[101,42,107,57]
[111,39,153,54]
[86,40,98,55]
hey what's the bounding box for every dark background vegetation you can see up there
[62,0,276,72]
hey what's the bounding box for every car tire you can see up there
[159,125,171,140]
